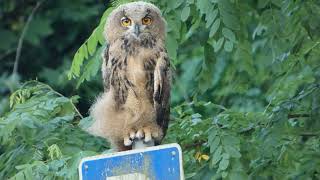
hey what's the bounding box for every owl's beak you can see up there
[134,24,140,36]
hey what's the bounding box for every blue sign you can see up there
[79,143,184,180]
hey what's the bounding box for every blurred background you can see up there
[0,0,106,116]
[1,0,320,179]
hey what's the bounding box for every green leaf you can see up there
[219,153,230,170]
[224,145,241,158]
[187,0,194,4]
[68,50,84,79]
[10,172,24,180]
[210,137,220,153]
[185,18,201,39]
[205,9,219,28]
[87,32,98,56]
[68,5,114,81]
[301,41,320,55]
[209,18,221,37]
[213,37,224,52]
[222,135,240,147]
[208,129,218,143]
[80,44,88,59]
[258,0,270,9]
[222,28,236,43]
[224,40,233,52]
[196,0,210,16]
[181,6,190,22]
[15,164,30,170]
[211,145,222,165]
[76,47,103,88]
[229,172,248,180]
[174,0,184,8]
[222,171,228,178]
[166,33,179,60]
[218,1,240,30]
[23,167,34,180]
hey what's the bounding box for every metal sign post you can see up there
[79,143,184,180]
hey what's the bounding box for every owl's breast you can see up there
[126,56,148,88]
[121,55,155,119]
[108,42,159,109]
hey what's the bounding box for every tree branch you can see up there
[288,114,310,119]
[12,0,45,75]
[183,140,206,149]
[299,132,320,137]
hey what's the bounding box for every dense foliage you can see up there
[1,0,320,179]
[0,81,107,179]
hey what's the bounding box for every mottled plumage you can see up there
[88,1,171,151]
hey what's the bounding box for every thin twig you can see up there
[12,0,45,75]
[288,114,310,119]
[43,83,84,119]
[183,140,206,149]
[299,132,320,137]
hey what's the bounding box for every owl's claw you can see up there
[124,126,161,146]
[129,130,136,140]
[124,136,132,146]
[123,129,136,146]
[136,127,159,143]
[142,127,153,142]
[131,127,151,142]
[136,129,144,139]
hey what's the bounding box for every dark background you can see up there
[1,0,320,179]
[0,0,107,116]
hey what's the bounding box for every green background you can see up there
[0,0,320,179]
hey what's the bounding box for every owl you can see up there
[87,1,171,151]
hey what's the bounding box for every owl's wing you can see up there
[101,44,111,91]
[154,53,171,144]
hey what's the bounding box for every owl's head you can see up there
[104,1,166,43]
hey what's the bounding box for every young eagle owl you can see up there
[88,1,170,151]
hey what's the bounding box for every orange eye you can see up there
[142,17,152,25]
[121,17,131,27]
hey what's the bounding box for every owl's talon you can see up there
[136,129,144,139]
[124,136,132,146]
[144,134,152,142]
[124,126,162,146]
[142,127,152,142]
[129,130,136,140]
